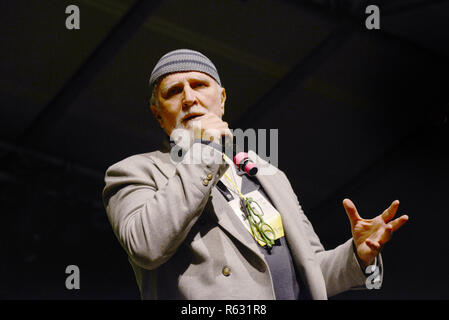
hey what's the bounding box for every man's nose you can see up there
[182,86,197,110]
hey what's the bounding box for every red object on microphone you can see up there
[234,152,258,176]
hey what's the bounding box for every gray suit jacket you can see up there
[103,143,382,299]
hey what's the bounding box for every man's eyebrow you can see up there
[160,81,181,93]
[161,77,210,91]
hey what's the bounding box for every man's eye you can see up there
[193,82,205,88]
[167,87,180,96]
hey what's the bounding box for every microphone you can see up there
[220,137,258,176]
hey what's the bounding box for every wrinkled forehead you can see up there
[157,71,217,90]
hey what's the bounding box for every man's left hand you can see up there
[342,198,409,268]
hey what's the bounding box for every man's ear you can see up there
[219,87,226,116]
[150,104,164,128]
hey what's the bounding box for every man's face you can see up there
[151,71,226,137]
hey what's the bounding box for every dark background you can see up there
[0,0,447,299]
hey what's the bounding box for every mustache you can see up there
[182,106,208,116]
[178,107,209,125]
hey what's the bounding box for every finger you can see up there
[203,123,230,139]
[378,224,394,246]
[381,200,400,223]
[203,128,222,142]
[201,112,220,121]
[201,118,228,132]
[215,128,232,142]
[342,198,362,226]
[192,119,203,139]
[223,128,233,141]
[389,215,409,232]
[366,239,381,252]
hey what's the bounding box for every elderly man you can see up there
[102,49,408,300]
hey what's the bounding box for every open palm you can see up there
[343,198,409,267]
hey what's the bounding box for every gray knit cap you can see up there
[149,49,221,89]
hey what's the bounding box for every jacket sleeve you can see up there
[277,170,383,297]
[102,143,228,270]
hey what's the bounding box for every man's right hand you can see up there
[190,113,233,144]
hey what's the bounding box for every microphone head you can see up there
[234,152,248,166]
[234,152,258,176]
[244,162,258,176]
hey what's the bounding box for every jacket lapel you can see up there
[209,188,266,259]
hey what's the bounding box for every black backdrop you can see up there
[0,0,448,299]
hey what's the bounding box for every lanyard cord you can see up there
[222,171,244,198]
[223,171,276,248]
